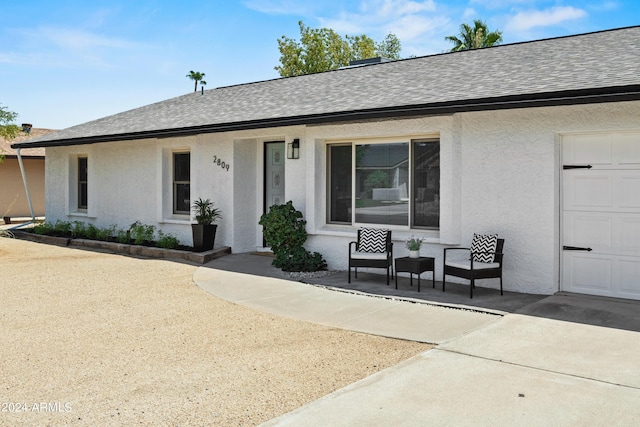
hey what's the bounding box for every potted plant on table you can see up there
[192,198,222,252]
[406,235,424,258]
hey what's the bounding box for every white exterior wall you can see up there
[44,100,640,295]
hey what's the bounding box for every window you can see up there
[328,144,352,223]
[412,139,440,228]
[173,152,190,214]
[327,138,439,228]
[78,157,88,210]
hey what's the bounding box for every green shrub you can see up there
[85,224,100,240]
[96,225,116,241]
[33,222,53,235]
[52,221,71,236]
[259,201,327,272]
[284,247,327,272]
[71,221,87,238]
[128,221,156,245]
[115,228,130,244]
[157,230,179,249]
[30,219,183,251]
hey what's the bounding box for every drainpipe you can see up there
[16,147,36,223]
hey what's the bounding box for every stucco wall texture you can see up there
[0,157,45,218]
[44,100,640,296]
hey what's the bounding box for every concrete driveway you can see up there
[197,253,640,426]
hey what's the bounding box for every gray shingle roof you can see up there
[14,26,640,148]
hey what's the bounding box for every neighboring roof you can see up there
[358,144,408,169]
[13,26,640,149]
[1,128,54,157]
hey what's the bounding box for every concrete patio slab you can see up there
[263,349,640,426]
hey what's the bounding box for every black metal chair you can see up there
[348,228,394,286]
[443,238,504,298]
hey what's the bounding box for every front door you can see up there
[264,141,285,212]
[562,132,640,300]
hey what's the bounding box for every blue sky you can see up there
[1,0,638,129]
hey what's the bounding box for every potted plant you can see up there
[406,235,424,258]
[191,198,222,252]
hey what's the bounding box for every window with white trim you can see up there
[327,138,440,228]
[173,152,190,214]
[78,156,88,210]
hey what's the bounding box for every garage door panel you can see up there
[617,174,640,208]
[565,174,612,208]
[615,259,640,298]
[613,258,640,300]
[618,217,640,254]
[564,212,612,250]
[563,254,612,292]
[563,134,613,165]
[619,133,640,165]
[562,131,640,300]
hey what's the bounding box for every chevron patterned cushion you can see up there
[471,233,498,263]
[358,228,388,253]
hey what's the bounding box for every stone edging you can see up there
[12,230,230,264]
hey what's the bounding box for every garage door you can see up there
[562,132,640,300]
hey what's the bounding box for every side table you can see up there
[394,256,435,292]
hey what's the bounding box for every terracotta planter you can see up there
[192,224,217,252]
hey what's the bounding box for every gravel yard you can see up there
[0,239,429,426]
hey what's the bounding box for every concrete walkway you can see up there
[194,254,640,426]
[194,268,499,344]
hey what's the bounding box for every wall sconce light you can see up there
[287,138,300,159]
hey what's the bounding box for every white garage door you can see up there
[562,132,640,300]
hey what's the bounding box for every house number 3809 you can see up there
[212,155,230,171]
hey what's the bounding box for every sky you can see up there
[1,0,638,130]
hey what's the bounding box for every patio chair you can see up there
[443,234,504,298]
[348,228,394,286]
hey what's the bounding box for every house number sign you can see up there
[212,155,230,171]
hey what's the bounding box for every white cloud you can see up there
[40,27,143,51]
[10,26,148,52]
[390,15,449,41]
[367,0,436,16]
[2,26,152,68]
[462,7,476,21]
[242,0,318,15]
[318,0,440,40]
[506,6,587,32]
[589,1,620,12]
[469,0,532,8]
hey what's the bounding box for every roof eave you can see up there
[12,85,640,149]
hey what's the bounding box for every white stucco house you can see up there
[13,26,640,300]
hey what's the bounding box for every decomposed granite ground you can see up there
[0,238,430,426]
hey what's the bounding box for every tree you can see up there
[445,20,503,52]
[0,104,20,163]
[275,21,402,77]
[376,33,402,60]
[186,71,207,92]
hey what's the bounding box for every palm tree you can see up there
[186,70,207,92]
[445,20,503,52]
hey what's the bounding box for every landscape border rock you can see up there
[12,230,230,264]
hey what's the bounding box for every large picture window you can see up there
[78,156,88,210]
[173,152,190,214]
[327,138,439,228]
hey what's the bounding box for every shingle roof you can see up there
[2,128,54,156]
[13,26,640,148]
